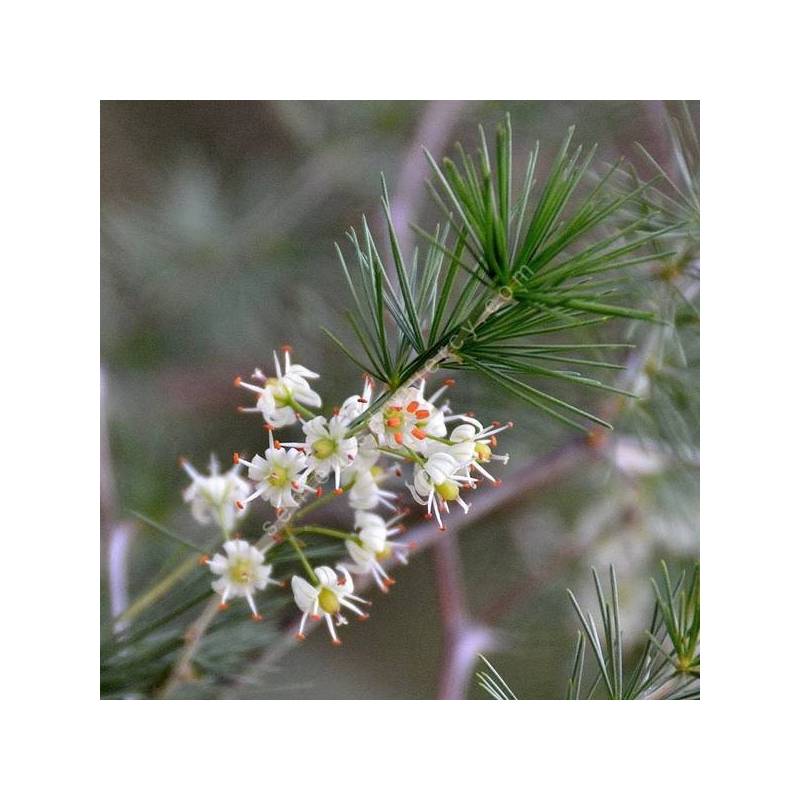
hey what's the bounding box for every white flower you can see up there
[408,451,475,530]
[337,375,374,426]
[291,566,370,645]
[344,465,397,511]
[180,455,250,533]
[234,431,313,510]
[339,511,410,592]
[205,539,281,619]
[368,379,448,453]
[235,347,322,429]
[446,419,511,483]
[280,414,358,490]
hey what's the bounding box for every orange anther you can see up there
[316,487,324,497]
[443,378,455,386]
[281,344,293,353]
[415,409,430,419]
[331,639,343,647]
[234,376,242,386]
[393,432,404,445]
[406,400,420,412]
[311,614,321,621]
[358,613,370,621]
[218,602,229,610]
[385,577,397,586]
[295,632,306,641]
[274,439,281,449]
[235,500,244,510]
[233,452,240,464]
[198,554,209,565]
[334,488,344,496]
[251,613,263,622]
[386,417,401,428]
[411,427,426,440]
[438,525,447,533]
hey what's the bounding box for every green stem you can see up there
[286,397,315,420]
[115,550,206,627]
[292,525,358,542]
[286,532,319,584]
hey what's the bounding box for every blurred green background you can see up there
[101,100,699,699]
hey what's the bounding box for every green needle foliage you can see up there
[566,562,700,700]
[476,561,700,701]
[329,116,678,431]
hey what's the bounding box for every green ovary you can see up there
[267,377,291,407]
[312,438,336,459]
[475,442,492,462]
[435,481,460,502]
[228,558,254,585]
[318,587,340,614]
[268,465,290,487]
[375,544,392,561]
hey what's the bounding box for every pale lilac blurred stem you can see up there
[434,532,494,699]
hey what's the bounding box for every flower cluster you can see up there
[182,349,510,641]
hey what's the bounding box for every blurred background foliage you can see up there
[101,100,698,699]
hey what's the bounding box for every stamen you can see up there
[406,400,420,412]
[411,427,426,440]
